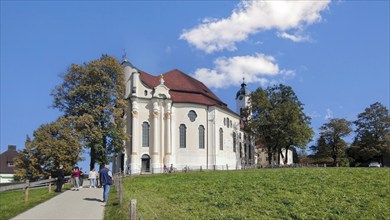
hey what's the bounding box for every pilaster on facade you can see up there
[151,99,160,171]
[164,101,172,165]
[130,99,139,174]
[207,108,216,168]
[170,106,176,167]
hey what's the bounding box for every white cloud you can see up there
[325,108,333,120]
[255,41,264,45]
[191,54,294,89]
[180,0,330,53]
[277,31,311,42]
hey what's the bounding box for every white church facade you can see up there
[112,60,256,174]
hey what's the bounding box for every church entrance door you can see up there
[141,154,150,172]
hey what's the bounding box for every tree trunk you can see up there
[332,144,337,166]
[90,146,95,171]
[284,148,289,165]
[267,146,272,165]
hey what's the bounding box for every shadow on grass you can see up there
[110,202,120,206]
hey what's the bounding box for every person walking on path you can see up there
[71,167,81,191]
[55,165,65,192]
[100,164,112,203]
[89,168,97,188]
[98,164,104,188]
[79,167,84,187]
[96,171,99,188]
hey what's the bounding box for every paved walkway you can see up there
[12,183,105,220]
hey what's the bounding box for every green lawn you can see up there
[0,184,71,220]
[105,168,390,220]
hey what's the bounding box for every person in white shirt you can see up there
[88,168,97,188]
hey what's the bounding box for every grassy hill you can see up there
[105,168,389,220]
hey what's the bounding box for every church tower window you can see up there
[179,124,187,148]
[198,125,205,149]
[142,122,150,147]
[219,128,223,150]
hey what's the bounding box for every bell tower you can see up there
[235,78,250,116]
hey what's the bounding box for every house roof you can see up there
[139,69,236,113]
[0,147,18,174]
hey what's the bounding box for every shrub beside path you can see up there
[12,183,105,220]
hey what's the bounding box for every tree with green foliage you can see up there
[51,55,127,170]
[14,117,82,180]
[248,84,313,165]
[348,102,390,165]
[314,118,352,166]
[309,136,333,164]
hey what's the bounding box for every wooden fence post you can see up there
[116,174,119,190]
[226,164,228,170]
[24,180,29,202]
[48,176,52,192]
[119,176,122,205]
[130,199,137,220]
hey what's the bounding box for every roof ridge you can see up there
[164,69,222,101]
[170,88,227,107]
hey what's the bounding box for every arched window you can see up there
[219,128,223,150]
[227,117,230,128]
[233,132,236,152]
[239,143,242,158]
[199,125,205,149]
[179,124,187,148]
[142,122,150,147]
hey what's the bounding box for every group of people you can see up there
[163,164,174,173]
[54,164,113,202]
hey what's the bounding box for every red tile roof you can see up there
[139,69,231,109]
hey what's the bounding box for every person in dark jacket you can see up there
[100,164,112,203]
[55,165,65,192]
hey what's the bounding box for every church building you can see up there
[113,59,256,174]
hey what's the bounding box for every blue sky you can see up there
[1,1,389,170]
